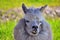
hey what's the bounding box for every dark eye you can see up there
[25,20,30,23]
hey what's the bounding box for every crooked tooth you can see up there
[33,31,35,33]
[33,31,36,33]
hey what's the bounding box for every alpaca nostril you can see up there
[32,26,38,28]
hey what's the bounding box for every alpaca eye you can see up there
[26,20,30,23]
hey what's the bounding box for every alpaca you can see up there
[14,4,52,40]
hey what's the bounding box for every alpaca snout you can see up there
[32,26,38,29]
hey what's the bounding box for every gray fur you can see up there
[14,4,52,40]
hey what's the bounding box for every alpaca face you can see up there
[24,14,42,36]
[22,4,47,36]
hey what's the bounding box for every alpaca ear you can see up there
[40,5,47,12]
[22,3,27,14]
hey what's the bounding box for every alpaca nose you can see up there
[32,26,38,29]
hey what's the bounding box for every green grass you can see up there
[47,18,60,40]
[0,20,17,40]
[0,0,60,10]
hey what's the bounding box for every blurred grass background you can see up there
[0,0,60,40]
[0,0,60,10]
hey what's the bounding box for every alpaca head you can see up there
[22,3,47,36]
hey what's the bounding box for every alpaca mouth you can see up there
[32,29,37,34]
[32,31,37,34]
